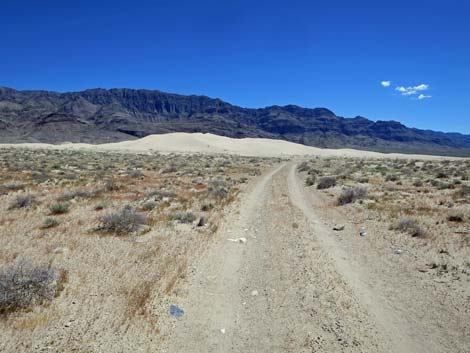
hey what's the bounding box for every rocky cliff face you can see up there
[1,86,469,156]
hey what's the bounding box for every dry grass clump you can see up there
[0,260,60,316]
[317,176,337,190]
[98,206,148,235]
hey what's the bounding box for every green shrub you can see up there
[305,176,316,187]
[49,202,70,215]
[142,201,157,211]
[172,211,196,224]
[41,217,59,228]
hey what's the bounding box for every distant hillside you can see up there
[1,86,469,156]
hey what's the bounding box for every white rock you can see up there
[251,290,259,296]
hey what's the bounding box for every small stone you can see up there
[53,247,69,255]
[251,290,259,296]
[220,328,226,334]
[333,225,345,231]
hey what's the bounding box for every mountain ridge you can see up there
[1,86,469,156]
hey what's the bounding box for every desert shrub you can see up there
[147,190,174,200]
[305,176,316,187]
[41,217,59,228]
[207,179,229,199]
[308,168,320,176]
[8,195,37,210]
[413,180,423,187]
[238,176,248,184]
[142,201,157,211]
[452,179,462,186]
[385,174,399,182]
[391,217,424,237]
[447,212,465,223]
[436,171,448,179]
[0,260,59,315]
[49,202,70,215]
[127,170,144,178]
[455,185,470,200]
[201,201,214,211]
[57,189,94,202]
[172,211,196,224]
[94,203,105,211]
[98,206,147,235]
[103,179,120,192]
[161,164,177,174]
[317,176,336,190]
[297,162,310,172]
[337,186,367,205]
[3,182,25,191]
[438,182,453,190]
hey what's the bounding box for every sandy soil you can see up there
[162,163,469,353]
[0,132,461,159]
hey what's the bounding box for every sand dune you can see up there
[0,132,459,159]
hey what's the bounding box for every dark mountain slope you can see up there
[0,86,469,156]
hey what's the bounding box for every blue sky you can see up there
[1,0,469,133]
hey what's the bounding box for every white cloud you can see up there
[395,83,430,96]
[381,81,391,87]
[414,84,429,91]
[418,94,432,100]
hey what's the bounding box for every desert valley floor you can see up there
[0,134,469,353]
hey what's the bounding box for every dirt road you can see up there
[163,163,469,353]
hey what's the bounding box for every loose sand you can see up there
[0,132,461,159]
